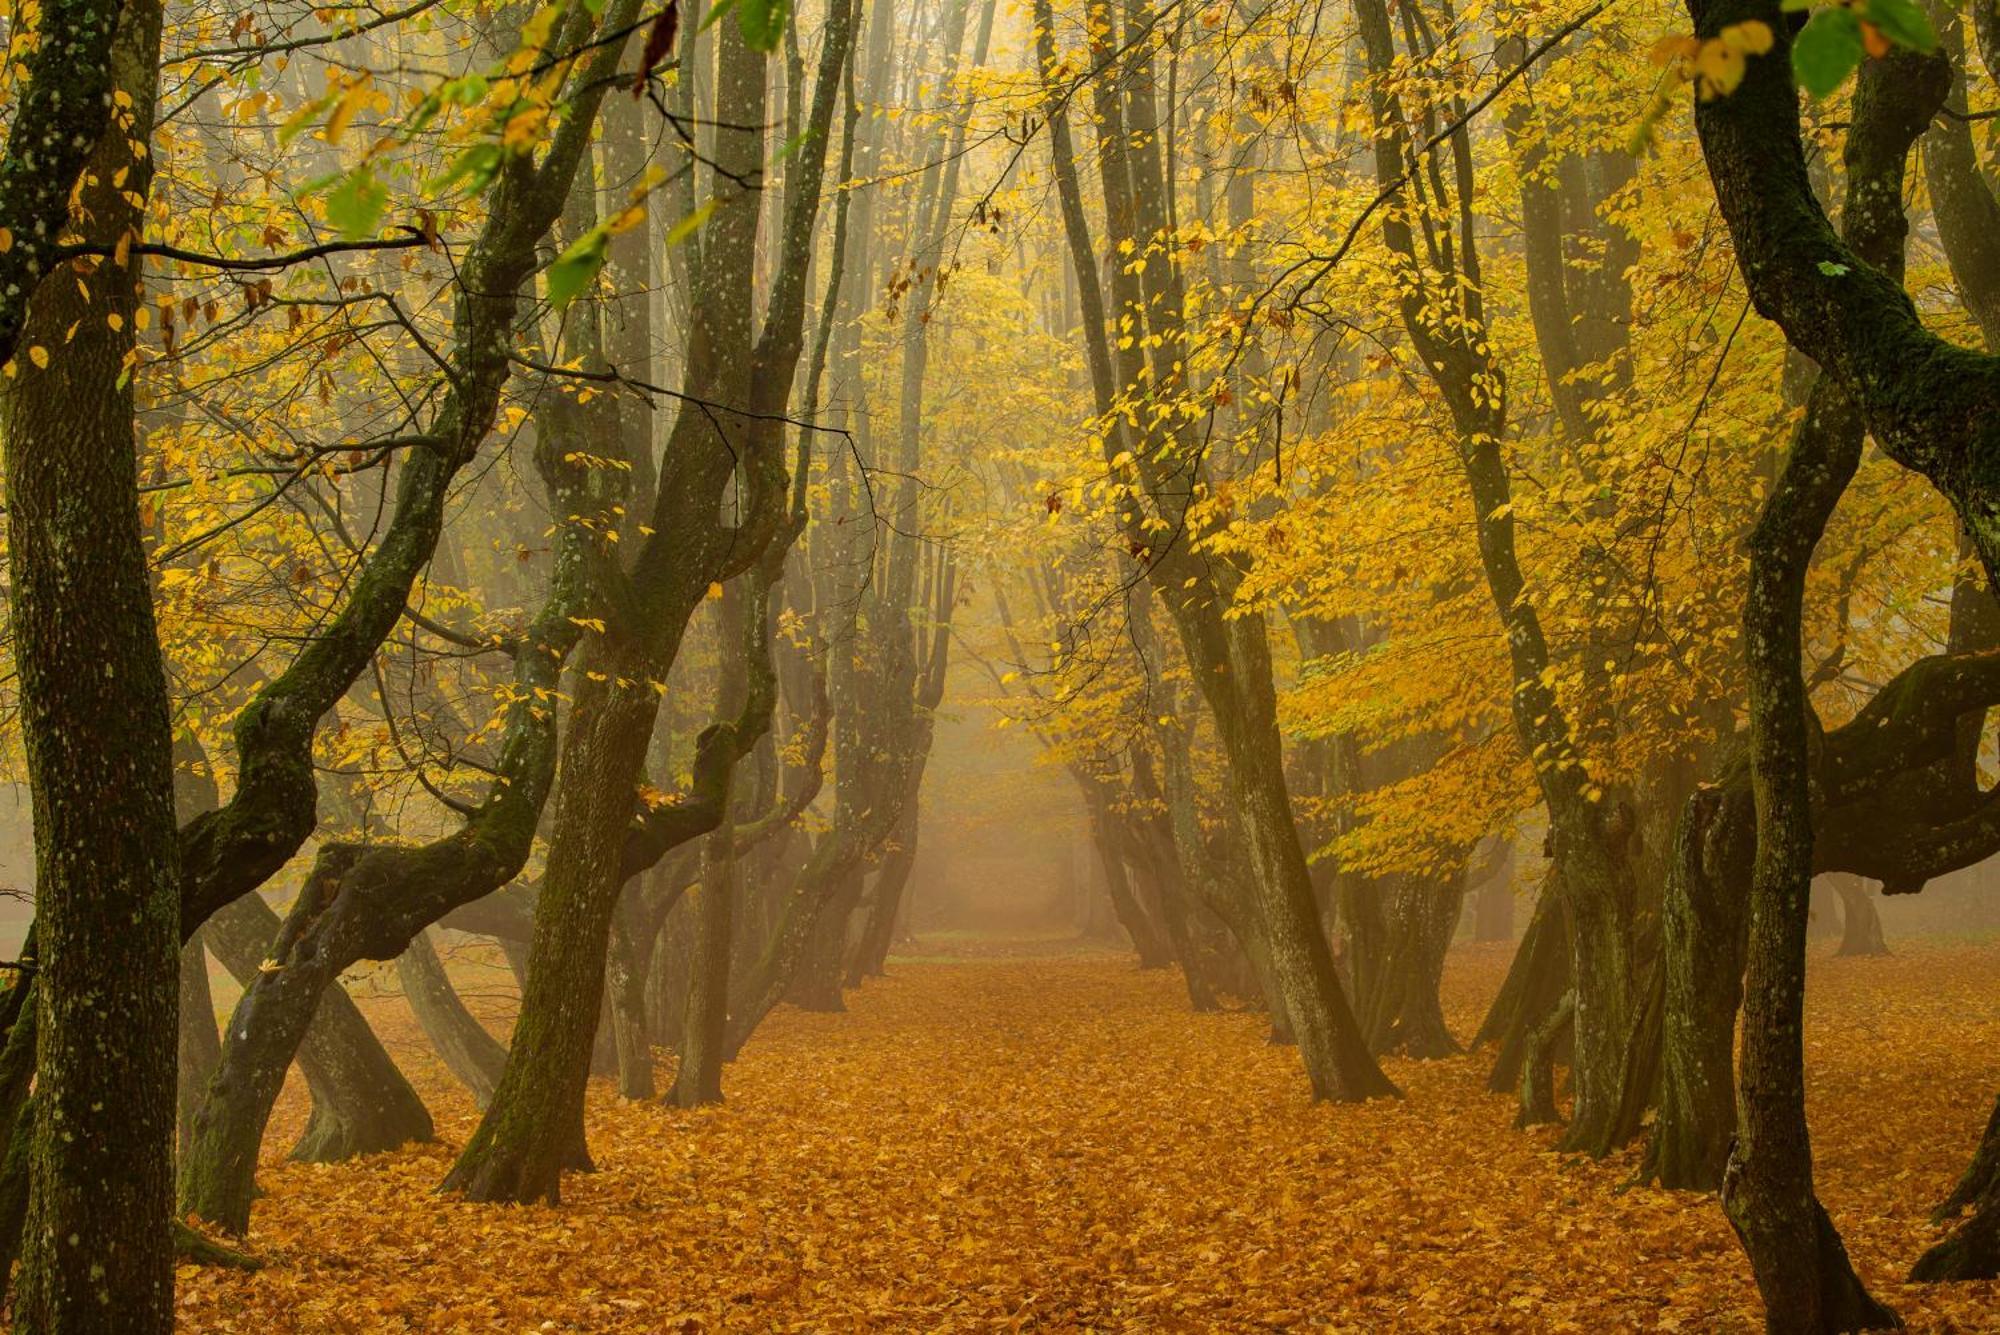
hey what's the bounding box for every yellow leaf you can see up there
[326,75,372,145]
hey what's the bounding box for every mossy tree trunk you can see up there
[1716,44,1944,1333]
[1,3,179,1324]
[446,1,854,1202]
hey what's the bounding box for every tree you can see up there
[0,0,179,1325]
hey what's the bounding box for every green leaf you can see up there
[546,229,610,308]
[736,0,790,51]
[664,197,718,247]
[430,142,505,197]
[1817,259,1851,276]
[442,73,491,106]
[326,167,389,240]
[278,91,337,147]
[698,0,739,34]
[1792,7,1863,97]
[1862,0,1937,52]
[773,126,811,166]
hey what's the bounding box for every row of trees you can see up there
[0,0,1014,1323]
[975,0,2000,1329]
[0,0,1996,1331]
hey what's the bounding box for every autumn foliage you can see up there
[176,941,1999,1332]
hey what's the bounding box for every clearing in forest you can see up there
[178,940,2000,1333]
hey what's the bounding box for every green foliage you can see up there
[546,230,611,309]
[1791,8,1863,97]
[737,0,792,51]
[325,167,389,240]
[699,0,791,52]
[1786,0,1937,98]
[1862,0,1937,53]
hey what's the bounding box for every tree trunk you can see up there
[1720,46,1942,1332]
[1827,874,1888,957]
[607,899,655,1098]
[670,818,737,1107]
[1477,891,1571,1095]
[397,930,509,1109]
[205,891,435,1168]
[443,0,852,1198]
[1518,993,1574,1129]
[178,933,221,1161]
[1,6,180,1322]
[1914,1093,2000,1280]
[440,672,665,1205]
[185,890,433,1231]
[1097,796,1176,969]
[848,809,921,985]
[1472,839,1516,943]
[789,867,862,1013]
[1650,786,1751,1190]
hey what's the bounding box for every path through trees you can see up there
[176,938,2000,1331]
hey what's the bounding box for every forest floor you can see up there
[178,936,2000,1333]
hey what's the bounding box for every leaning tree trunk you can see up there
[1477,891,1571,1095]
[200,890,433,1169]
[444,0,851,1201]
[397,930,509,1109]
[1914,1092,2000,1280]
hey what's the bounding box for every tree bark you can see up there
[397,930,509,1109]
[178,933,221,1161]
[445,1,852,1201]
[1719,46,1944,1333]
[1,4,180,1325]
[1914,1092,2000,1280]
[1648,785,1752,1189]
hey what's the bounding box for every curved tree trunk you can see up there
[397,930,509,1110]
[1718,45,1942,1332]
[200,890,433,1162]
[445,0,853,1201]
[1914,1093,2000,1281]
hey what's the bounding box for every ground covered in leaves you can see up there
[179,937,2000,1332]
